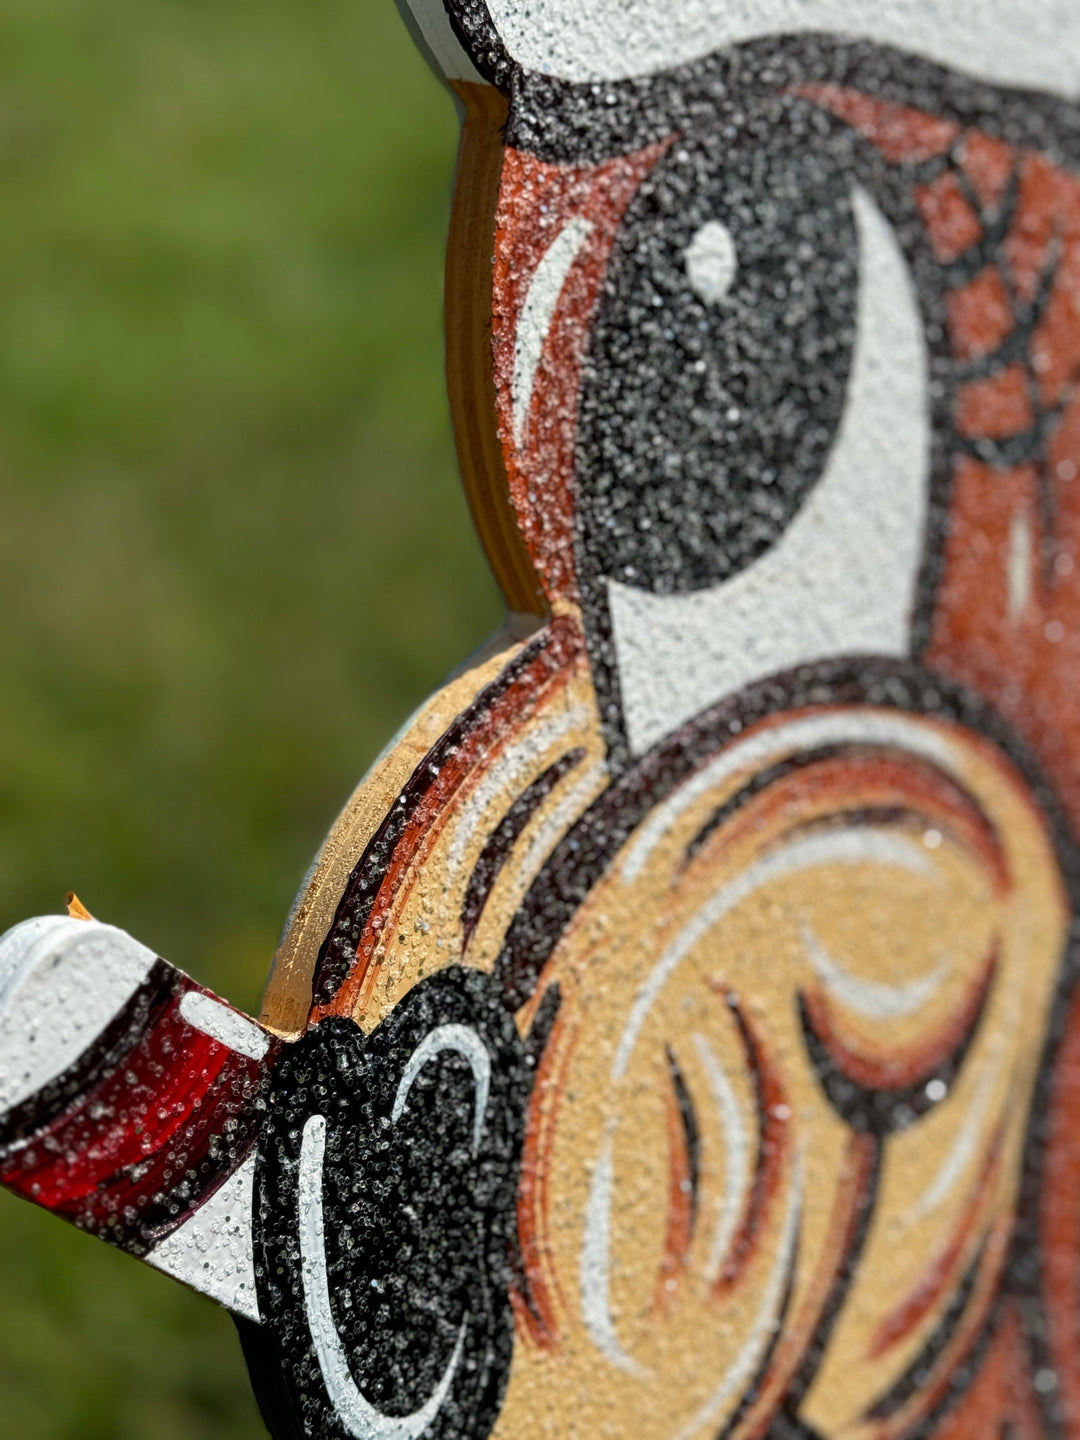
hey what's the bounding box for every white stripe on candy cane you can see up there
[0,915,157,1117]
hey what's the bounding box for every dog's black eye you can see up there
[251,969,528,1440]
[576,131,858,595]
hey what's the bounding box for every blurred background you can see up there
[0,0,503,1433]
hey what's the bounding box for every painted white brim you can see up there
[405,0,1080,97]
[0,916,157,1115]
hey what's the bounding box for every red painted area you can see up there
[916,170,985,264]
[947,265,1015,363]
[927,445,1080,829]
[956,130,1015,214]
[904,1300,1044,1440]
[792,86,959,165]
[956,364,1035,440]
[0,972,270,1252]
[710,995,789,1297]
[1006,154,1065,306]
[491,143,668,602]
[711,749,1011,894]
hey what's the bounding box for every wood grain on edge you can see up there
[447,81,549,622]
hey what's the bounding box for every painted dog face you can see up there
[3,4,1080,1440]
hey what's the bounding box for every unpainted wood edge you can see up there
[446,81,550,622]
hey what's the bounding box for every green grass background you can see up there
[0,0,504,1432]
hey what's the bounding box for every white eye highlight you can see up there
[685,220,738,305]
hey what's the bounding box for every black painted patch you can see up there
[252,969,529,1440]
[576,128,858,595]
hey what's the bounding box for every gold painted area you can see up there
[259,635,530,1037]
[491,708,1066,1440]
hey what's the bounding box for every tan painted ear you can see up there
[498,705,1067,1440]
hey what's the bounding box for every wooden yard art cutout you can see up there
[3,3,1080,1437]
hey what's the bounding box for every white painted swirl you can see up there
[300,1115,467,1440]
[299,1023,491,1437]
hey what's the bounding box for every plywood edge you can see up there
[447,80,549,622]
